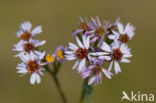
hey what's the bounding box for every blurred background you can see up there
[1,0,156,103]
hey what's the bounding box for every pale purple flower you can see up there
[16,52,46,85]
[89,17,108,46]
[65,35,92,73]
[108,22,136,44]
[16,21,42,41]
[90,42,132,75]
[54,45,68,62]
[72,17,94,37]
[81,59,112,86]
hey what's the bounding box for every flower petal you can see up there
[101,42,111,52]
[77,58,86,73]
[88,76,96,85]
[31,26,42,36]
[69,42,78,50]
[114,61,121,75]
[30,73,41,85]
[76,36,84,48]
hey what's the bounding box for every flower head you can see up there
[89,17,108,46]
[81,59,112,86]
[108,22,136,44]
[13,39,46,57]
[16,52,46,85]
[72,17,93,37]
[16,21,42,41]
[91,42,132,75]
[46,54,55,63]
[54,46,68,62]
[65,35,92,72]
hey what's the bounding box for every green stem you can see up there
[79,78,93,103]
[44,65,67,103]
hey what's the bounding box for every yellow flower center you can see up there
[57,50,65,60]
[46,54,55,63]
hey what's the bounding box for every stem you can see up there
[44,65,67,103]
[79,78,93,103]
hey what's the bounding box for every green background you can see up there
[1,0,156,103]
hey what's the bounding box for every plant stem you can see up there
[44,64,67,103]
[79,78,93,103]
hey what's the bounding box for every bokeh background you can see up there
[1,0,156,103]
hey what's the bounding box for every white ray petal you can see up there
[102,69,111,79]
[77,58,86,73]
[90,52,109,56]
[121,58,131,63]
[100,42,111,52]
[69,42,78,50]
[117,22,124,34]
[88,76,96,85]
[72,60,79,70]
[76,36,84,48]
[31,26,42,36]
[30,73,41,85]
[114,61,121,75]
[108,61,113,72]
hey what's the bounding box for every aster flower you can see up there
[72,17,93,37]
[54,46,68,62]
[16,52,46,85]
[89,17,108,46]
[108,22,136,44]
[13,39,46,57]
[91,42,133,75]
[81,59,112,86]
[65,35,92,73]
[16,21,42,41]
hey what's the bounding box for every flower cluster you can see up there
[66,17,135,86]
[13,16,135,86]
[13,21,67,85]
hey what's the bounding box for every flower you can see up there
[108,22,136,44]
[46,54,55,63]
[13,39,46,57]
[65,35,92,73]
[54,46,68,62]
[72,17,93,37]
[80,59,112,86]
[16,52,46,85]
[89,17,108,46]
[16,21,42,41]
[90,42,133,75]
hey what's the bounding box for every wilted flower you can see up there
[13,39,46,57]
[65,35,92,73]
[81,59,112,86]
[16,52,46,85]
[89,17,108,46]
[108,22,135,44]
[72,17,93,37]
[16,21,42,41]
